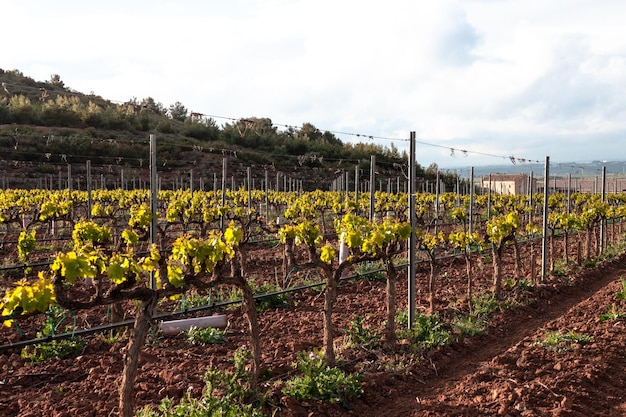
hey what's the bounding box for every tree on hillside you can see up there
[297,122,322,140]
[426,162,438,176]
[297,122,342,146]
[140,97,166,115]
[49,74,65,88]
[183,117,220,141]
[322,130,342,146]
[168,101,188,122]
[222,117,278,147]
[387,142,400,159]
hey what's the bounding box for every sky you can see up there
[4,0,626,169]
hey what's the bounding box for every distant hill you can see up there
[454,160,626,179]
[1,68,465,191]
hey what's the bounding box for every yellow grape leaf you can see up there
[395,223,412,240]
[167,264,185,287]
[224,224,243,246]
[141,245,161,271]
[320,243,336,264]
[121,229,139,246]
[91,202,104,217]
[0,273,56,326]
[344,231,362,249]
[52,251,97,283]
[107,262,127,285]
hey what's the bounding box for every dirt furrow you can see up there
[353,257,626,417]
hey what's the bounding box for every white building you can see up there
[481,174,537,195]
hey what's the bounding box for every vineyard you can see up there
[1,180,626,416]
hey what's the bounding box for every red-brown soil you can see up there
[2,240,626,416]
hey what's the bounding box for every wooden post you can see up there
[369,155,376,221]
[221,158,227,230]
[149,133,158,290]
[86,160,92,220]
[67,164,72,192]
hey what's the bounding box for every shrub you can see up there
[535,330,592,351]
[396,311,451,350]
[137,347,263,417]
[253,281,291,312]
[282,349,363,405]
[343,315,380,348]
[355,260,386,282]
[452,315,486,337]
[21,306,86,362]
[21,338,86,362]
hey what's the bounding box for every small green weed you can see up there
[599,240,626,262]
[176,289,213,311]
[551,259,573,277]
[137,347,263,417]
[582,260,597,268]
[100,329,126,345]
[396,311,450,350]
[449,291,505,338]
[253,281,291,312]
[355,261,386,282]
[343,315,380,348]
[452,315,486,337]
[21,338,86,362]
[535,330,592,351]
[600,304,626,321]
[41,306,73,336]
[395,309,410,326]
[282,349,363,405]
[186,325,228,345]
[217,287,244,308]
[616,278,626,301]
[472,292,501,319]
[504,278,534,292]
[21,306,86,362]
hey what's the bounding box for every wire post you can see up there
[221,157,227,231]
[86,160,92,221]
[434,170,440,234]
[67,164,72,192]
[567,173,572,214]
[344,170,349,203]
[600,166,606,254]
[247,167,252,213]
[408,131,416,329]
[541,156,550,283]
[469,167,475,234]
[265,170,269,223]
[528,171,534,224]
[369,155,376,221]
[354,164,359,213]
[149,133,158,290]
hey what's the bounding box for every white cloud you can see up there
[5,0,626,168]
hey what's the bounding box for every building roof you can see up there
[481,173,534,182]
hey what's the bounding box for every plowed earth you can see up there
[2,240,626,417]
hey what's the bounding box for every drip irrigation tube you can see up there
[0,264,400,352]
[0,233,549,352]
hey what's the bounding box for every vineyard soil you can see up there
[2,243,626,416]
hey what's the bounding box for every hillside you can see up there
[0,69,457,191]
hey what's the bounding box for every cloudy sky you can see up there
[4,0,626,168]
